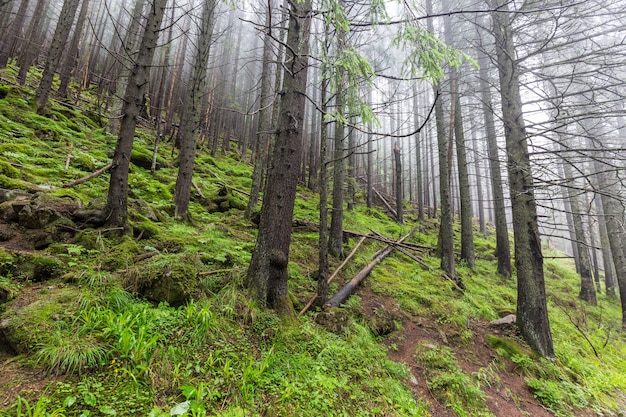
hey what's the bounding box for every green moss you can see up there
[0,285,82,353]
[101,236,142,271]
[485,334,532,359]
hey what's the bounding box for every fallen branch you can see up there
[299,235,369,316]
[192,180,206,199]
[345,229,434,252]
[132,251,160,263]
[62,162,113,188]
[197,267,239,276]
[369,229,432,271]
[324,229,414,308]
[373,188,397,219]
[217,181,250,196]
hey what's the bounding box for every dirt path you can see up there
[359,290,556,417]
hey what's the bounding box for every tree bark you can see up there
[425,0,457,284]
[453,94,475,267]
[105,0,167,230]
[246,0,312,312]
[17,0,47,85]
[490,0,554,357]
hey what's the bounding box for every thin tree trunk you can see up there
[17,0,47,85]
[394,142,403,224]
[58,0,90,98]
[477,28,511,278]
[0,0,28,68]
[105,0,167,230]
[173,0,216,220]
[245,4,275,219]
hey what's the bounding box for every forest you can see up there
[0,0,625,415]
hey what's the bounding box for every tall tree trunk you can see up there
[560,142,596,304]
[490,0,554,357]
[107,0,144,134]
[245,4,275,219]
[469,114,486,234]
[328,4,348,259]
[173,0,216,220]
[105,0,167,230]
[453,94,475,267]
[477,27,511,278]
[426,0,457,284]
[245,0,312,312]
[593,190,616,297]
[413,84,424,221]
[58,0,90,98]
[317,66,330,307]
[0,0,28,68]
[366,88,374,209]
[17,0,47,85]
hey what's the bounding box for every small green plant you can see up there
[0,396,66,417]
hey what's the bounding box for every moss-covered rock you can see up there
[122,253,200,306]
[101,236,142,271]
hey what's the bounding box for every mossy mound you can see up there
[121,253,201,306]
[0,248,65,282]
[0,285,82,354]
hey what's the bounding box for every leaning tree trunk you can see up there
[245,0,312,312]
[105,0,167,230]
[490,0,554,357]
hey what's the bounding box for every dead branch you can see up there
[132,251,160,263]
[192,180,206,199]
[373,188,397,219]
[197,267,239,276]
[62,162,113,188]
[217,181,250,196]
[369,229,432,271]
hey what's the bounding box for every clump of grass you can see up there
[35,330,109,375]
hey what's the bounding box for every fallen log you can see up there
[299,235,369,316]
[62,162,113,188]
[324,229,414,309]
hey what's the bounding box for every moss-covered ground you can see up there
[0,65,624,417]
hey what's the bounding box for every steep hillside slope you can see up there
[0,69,625,417]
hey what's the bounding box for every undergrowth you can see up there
[0,65,625,417]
